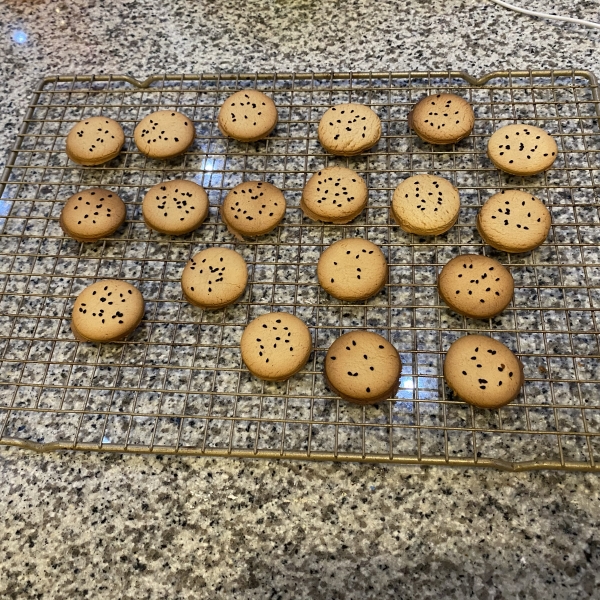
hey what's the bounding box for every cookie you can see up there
[142,179,209,236]
[391,174,460,236]
[65,116,125,166]
[318,103,381,156]
[59,188,126,242]
[487,124,557,176]
[134,110,195,159]
[221,181,286,240]
[301,166,367,224]
[408,93,474,145]
[240,312,312,381]
[477,190,551,253]
[218,90,278,142]
[438,254,514,319]
[71,280,144,343]
[317,238,387,302]
[181,248,248,310]
[443,335,524,409]
[324,331,401,405]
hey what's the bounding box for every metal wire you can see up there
[1,70,600,471]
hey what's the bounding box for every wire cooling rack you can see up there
[1,70,600,471]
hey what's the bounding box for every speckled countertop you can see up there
[1,0,600,598]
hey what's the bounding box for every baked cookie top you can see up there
[60,188,126,242]
[241,312,312,381]
[477,190,551,253]
[317,238,388,302]
[71,280,144,343]
[444,335,524,409]
[438,254,514,320]
[392,174,460,236]
[487,124,557,175]
[181,247,248,309]
[301,166,367,224]
[66,116,125,166]
[221,181,286,238]
[318,103,381,156]
[142,179,209,236]
[409,93,474,145]
[218,90,278,142]
[134,110,195,159]
[325,331,401,404]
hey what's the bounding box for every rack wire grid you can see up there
[1,70,600,472]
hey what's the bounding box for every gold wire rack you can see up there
[1,70,600,471]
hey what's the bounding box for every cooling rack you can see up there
[1,70,600,472]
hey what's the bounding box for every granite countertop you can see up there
[1,0,600,598]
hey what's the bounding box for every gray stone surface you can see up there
[1,0,600,598]
[1,448,600,599]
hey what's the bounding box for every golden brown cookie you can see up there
[218,90,278,142]
[443,335,524,409]
[71,280,144,343]
[317,238,388,302]
[487,124,557,175]
[438,254,514,319]
[65,116,125,166]
[59,188,126,242]
[318,103,381,156]
[324,331,401,404]
[134,110,195,159]
[181,248,248,310]
[142,179,209,236]
[240,312,312,381]
[477,190,551,253]
[391,174,460,236]
[221,181,286,240]
[301,166,367,224]
[408,93,474,145]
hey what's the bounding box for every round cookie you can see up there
[181,248,248,310]
[60,188,126,242]
[477,190,551,253]
[240,312,312,381]
[71,280,144,343]
[408,93,474,145]
[134,110,195,159]
[317,238,388,302]
[66,116,125,166]
[142,179,209,236]
[438,254,514,319]
[391,174,460,236]
[218,90,278,142]
[301,166,367,224]
[487,124,557,176]
[221,181,286,240]
[324,331,401,405]
[318,103,381,156]
[443,335,524,409]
